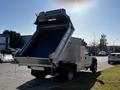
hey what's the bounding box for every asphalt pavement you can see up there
[96,56,113,71]
[0,56,114,90]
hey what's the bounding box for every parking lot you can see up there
[0,56,113,90]
[96,56,113,71]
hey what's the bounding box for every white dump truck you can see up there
[15,9,97,80]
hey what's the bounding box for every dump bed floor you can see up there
[23,27,67,58]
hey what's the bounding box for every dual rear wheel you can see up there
[31,70,46,79]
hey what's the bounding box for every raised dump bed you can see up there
[22,25,68,58]
[15,9,97,80]
[15,9,74,67]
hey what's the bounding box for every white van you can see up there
[108,53,120,64]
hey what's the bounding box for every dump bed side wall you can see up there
[60,38,85,67]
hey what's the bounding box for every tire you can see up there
[31,70,46,79]
[55,67,75,81]
[0,59,2,63]
[90,59,97,74]
[108,61,111,64]
[66,67,76,81]
[66,70,74,81]
[56,62,77,81]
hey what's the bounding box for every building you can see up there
[21,35,32,47]
[107,46,120,53]
[0,34,10,51]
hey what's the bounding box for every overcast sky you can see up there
[0,0,120,45]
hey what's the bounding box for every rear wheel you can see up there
[67,69,74,81]
[0,59,2,63]
[65,66,77,81]
[31,70,46,79]
[56,63,77,81]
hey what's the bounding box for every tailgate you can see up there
[15,57,51,67]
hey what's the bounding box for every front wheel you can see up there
[90,60,97,74]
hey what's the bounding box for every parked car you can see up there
[108,53,120,64]
[98,51,107,56]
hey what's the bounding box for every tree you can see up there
[81,39,87,46]
[99,34,108,51]
[3,30,22,48]
[89,40,99,55]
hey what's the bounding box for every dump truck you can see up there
[15,9,97,80]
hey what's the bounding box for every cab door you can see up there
[84,49,92,67]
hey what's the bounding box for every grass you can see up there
[92,65,120,90]
[51,65,120,90]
